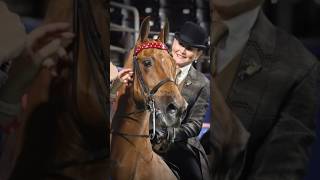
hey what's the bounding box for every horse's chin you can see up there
[163,105,187,127]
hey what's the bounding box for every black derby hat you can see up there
[174,21,208,50]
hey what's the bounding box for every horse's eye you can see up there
[142,59,152,67]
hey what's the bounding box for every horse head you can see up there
[129,17,187,134]
[110,17,187,179]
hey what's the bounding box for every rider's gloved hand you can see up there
[150,127,168,144]
[150,110,175,145]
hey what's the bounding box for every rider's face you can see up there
[171,38,202,68]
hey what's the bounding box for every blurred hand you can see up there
[117,68,133,87]
[0,22,74,103]
[23,22,74,76]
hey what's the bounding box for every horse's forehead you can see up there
[140,49,171,61]
[135,40,174,65]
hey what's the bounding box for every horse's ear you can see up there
[158,19,169,43]
[137,16,151,43]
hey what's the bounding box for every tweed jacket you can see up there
[209,11,320,180]
[166,65,210,180]
[172,65,209,143]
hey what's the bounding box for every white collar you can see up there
[176,63,192,84]
[223,6,261,40]
[216,6,261,73]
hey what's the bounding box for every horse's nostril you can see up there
[166,103,178,114]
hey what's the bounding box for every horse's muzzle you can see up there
[166,102,187,125]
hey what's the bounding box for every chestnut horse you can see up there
[111,17,187,180]
[9,0,109,179]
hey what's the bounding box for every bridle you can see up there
[112,41,176,139]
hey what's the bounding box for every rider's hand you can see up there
[151,127,168,144]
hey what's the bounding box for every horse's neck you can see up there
[111,90,153,159]
[111,93,177,180]
[44,0,73,23]
[113,91,150,139]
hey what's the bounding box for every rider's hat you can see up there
[174,21,208,50]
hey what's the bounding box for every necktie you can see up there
[210,19,228,77]
[175,69,182,85]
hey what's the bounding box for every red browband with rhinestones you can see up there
[134,41,168,55]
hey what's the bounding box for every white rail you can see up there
[110,1,140,41]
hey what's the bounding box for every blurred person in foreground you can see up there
[0,2,74,179]
[202,0,320,179]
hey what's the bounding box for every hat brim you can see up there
[175,32,207,50]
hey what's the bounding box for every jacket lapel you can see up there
[180,66,197,105]
[227,11,277,130]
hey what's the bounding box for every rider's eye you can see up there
[142,59,153,67]
[179,41,193,51]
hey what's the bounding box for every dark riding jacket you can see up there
[166,65,210,180]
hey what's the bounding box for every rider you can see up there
[152,21,210,180]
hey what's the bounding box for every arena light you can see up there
[150,20,154,26]
[145,7,152,13]
[182,8,190,14]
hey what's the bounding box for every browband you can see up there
[134,41,168,55]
